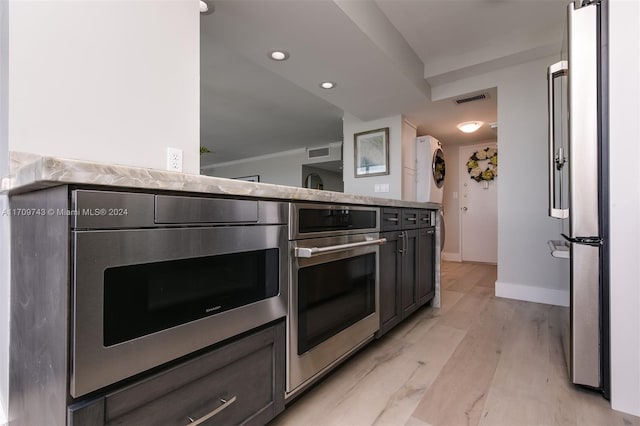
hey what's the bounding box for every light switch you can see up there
[374,183,390,193]
[452,191,458,199]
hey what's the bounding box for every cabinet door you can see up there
[401,229,419,317]
[376,231,403,338]
[417,227,436,306]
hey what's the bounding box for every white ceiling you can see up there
[200,0,566,167]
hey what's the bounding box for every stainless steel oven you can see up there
[70,190,288,398]
[287,203,384,397]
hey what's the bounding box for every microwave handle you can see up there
[548,60,569,219]
[295,238,387,258]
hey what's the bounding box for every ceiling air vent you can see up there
[454,92,490,105]
[307,147,330,159]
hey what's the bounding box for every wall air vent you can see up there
[454,92,490,105]
[307,147,330,159]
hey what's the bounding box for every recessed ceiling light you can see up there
[457,121,483,133]
[320,81,336,89]
[269,50,290,61]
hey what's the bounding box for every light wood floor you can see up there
[270,261,640,426]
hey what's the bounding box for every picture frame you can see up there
[354,127,390,177]
[233,175,260,182]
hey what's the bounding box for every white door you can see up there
[459,143,498,263]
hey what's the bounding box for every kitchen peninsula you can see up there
[2,152,440,425]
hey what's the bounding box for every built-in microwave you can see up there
[70,190,288,398]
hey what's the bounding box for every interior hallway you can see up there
[270,261,639,426]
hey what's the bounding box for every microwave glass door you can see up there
[103,248,279,346]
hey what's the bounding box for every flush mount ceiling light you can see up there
[457,121,483,133]
[269,50,290,61]
[319,81,336,89]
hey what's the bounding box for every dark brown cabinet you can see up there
[401,209,420,229]
[377,208,436,338]
[401,229,419,317]
[417,227,436,305]
[68,322,286,426]
[378,231,402,336]
[381,208,402,231]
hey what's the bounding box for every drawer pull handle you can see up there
[421,218,429,221]
[406,217,417,221]
[187,396,237,425]
[385,217,399,222]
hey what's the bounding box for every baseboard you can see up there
[441,251,462,262]
[495,281,569,307]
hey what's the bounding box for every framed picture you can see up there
[233,175,260,182]
[354,127,389,177]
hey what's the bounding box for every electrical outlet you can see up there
[166,147,183,172]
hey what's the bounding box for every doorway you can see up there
[459,142,498,263]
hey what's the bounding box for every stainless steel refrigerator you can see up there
[547,0,609,397]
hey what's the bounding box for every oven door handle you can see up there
[294,238,387,258]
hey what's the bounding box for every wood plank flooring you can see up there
[270,261,640,426]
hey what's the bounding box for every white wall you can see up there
[609,0,640,416]
[1,1,9,422]
[343,114,404,199]
[203,149,306,187]
[401,120,418,201]
[432,55,569,307]
[0,0,7,178]
[1,1,200,421]
[7,0,200,173]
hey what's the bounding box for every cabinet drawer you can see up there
[68,322,285,426]
[381,208,402,231]
[418,210,433,228]
[401,209,419,229]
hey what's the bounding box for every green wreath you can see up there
[466,147,498,182]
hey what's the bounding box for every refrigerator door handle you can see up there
[548,60,569,219]
[561,233,602,246]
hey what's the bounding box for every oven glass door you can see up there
[297,253,375,354]
[288,233,380,394]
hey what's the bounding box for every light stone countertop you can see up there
[2,152,441,210]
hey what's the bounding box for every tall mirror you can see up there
[198,2,344,190]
